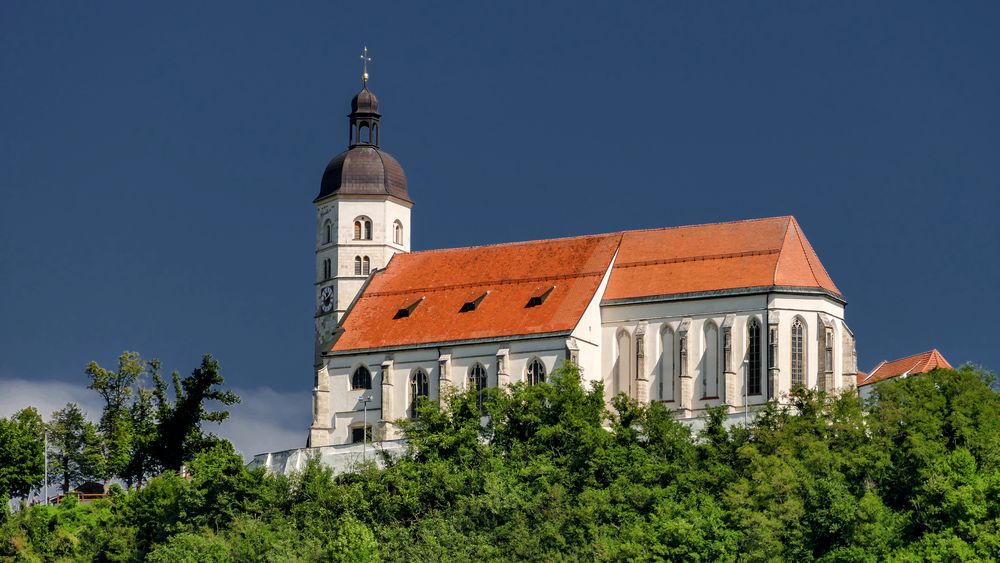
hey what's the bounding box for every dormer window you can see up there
[394,297,424,319]
[460,291,489,313]
[526,286,555,308]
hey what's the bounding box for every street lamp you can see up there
[44,429,49,505]
[359,390,373,463]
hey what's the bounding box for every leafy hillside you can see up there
[2,363,999,561]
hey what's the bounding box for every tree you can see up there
[0,407,45,500]
[47,403,104,494]
[148,355,240,472]
[85,351,145,482]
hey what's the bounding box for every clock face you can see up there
[320,286,334,313]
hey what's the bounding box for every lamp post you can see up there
[43,429,49,505]
[360,392,373,463]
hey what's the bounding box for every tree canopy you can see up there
[2,361,998,561]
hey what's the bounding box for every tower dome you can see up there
[315,84,410,203]
[351,87,379,113]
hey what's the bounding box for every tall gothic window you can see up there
[351,366,371,390]
[703,321,719,398]
[364,219,372,240]
[362,256,371,275]
[747,319,762,395]
[354,256,363,276]
[322,258,332,280]
[409,369,429,419]
[354,220,362,240]
[469,364,488,413]
[526,359,546,385]
[791,318,805,387]
[393,220,403,245]
[660,327,675,401]
[323,220,333,244]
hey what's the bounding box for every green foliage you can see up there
[148,354,240,472]
[1,363,999,561]
[47,403,104,494]
[0,408,45,500]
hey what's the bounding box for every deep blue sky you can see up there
[2,1,998,398]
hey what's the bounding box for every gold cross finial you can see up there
[360,46,372,84]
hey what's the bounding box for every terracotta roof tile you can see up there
[603,216,841,302]
[857,349,953,387]
[329,234,621,353]
[328,216,842,353]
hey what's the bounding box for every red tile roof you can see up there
[856,349,953,387]
[328,216,841,354]
[604,216,840,301]
[329,234,622,353]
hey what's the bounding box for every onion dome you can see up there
[351,87,379,114]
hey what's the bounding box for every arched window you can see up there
[353,217,373,241]
[322,258,332,280]
[393,220,403,245]
[354,256,362,276]
[747,319,762,396]
[469,363,488,413]
[409,369,429,419]
[703,321,719,398]
[615,329,631,397]
[660,327,675,402]
[791,318,805,387]
[351,366,371,390]
[526,359,546,385]
[362,256,371,275]
[323,220,333,244]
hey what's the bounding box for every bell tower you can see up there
[313,48,413,365]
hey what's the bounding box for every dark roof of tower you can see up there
[351,87,379,114]
[315,145,410,203]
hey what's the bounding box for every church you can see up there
[301,71,859,454]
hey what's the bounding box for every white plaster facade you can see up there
[307,256,858,449]
[314,194,411,364]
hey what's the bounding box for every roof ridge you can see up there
[404,215,793,257]
[620,215,793,236]
[791,218,822,286]
[774,217,793,286]
[404,232,623,256]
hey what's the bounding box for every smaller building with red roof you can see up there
[857,349,953,399]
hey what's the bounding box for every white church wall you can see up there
[571,250,617,383]
[598,291,848,417]
[601,294,770,415]
[767,294,847,395]
[316,334,573,446]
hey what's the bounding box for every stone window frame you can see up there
[354,216,373,240]
[525,357,546,385]
[351,364,372,390]
[746,316,763,396]
[468,363,488,413]
[790,316,807,388]
[393,220,403,245]
[408,368,430,419]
